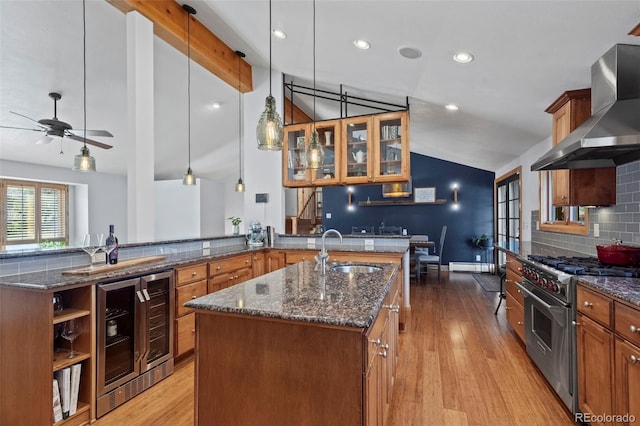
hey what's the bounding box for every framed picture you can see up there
[296,136,306,149]
[414,187,436,203]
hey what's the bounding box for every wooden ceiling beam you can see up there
[630,23,640,36]
[106,0,253,92]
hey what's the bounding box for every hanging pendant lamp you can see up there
[235,50,246,193]
[305,0,324,170]
[256,0,284,151]
[182,4,197,186]
[73,0,96,172]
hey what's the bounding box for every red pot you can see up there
[596,244,640,266]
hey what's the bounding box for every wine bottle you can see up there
[106,224,119,264]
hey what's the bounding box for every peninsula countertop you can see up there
[0,243,407,291]
[185,260,400,329]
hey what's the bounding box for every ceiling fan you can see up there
[0,92,113,149]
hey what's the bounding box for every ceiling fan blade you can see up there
[67,134,113,150]
[35,135,54,144]
[0,124,44,132]
[69,129,113,137]
[9,111,49,129]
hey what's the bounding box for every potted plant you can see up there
[228,216,242,235]
[471,233,492,248]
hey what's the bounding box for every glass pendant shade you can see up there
[235,178,245,193]
[256,95,284,150]
[72,145,96,172]
[305,130,324,169]
[183,167,196,186]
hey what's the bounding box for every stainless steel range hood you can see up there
[531,44,640,171]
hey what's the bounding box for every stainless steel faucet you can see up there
[316,229,343,275]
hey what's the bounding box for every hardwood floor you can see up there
[95,272,576,425]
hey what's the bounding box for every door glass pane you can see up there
[533,306,553,349]
[316,123,336,180]
[145,276,171,363]
[104,286,136,385]
[287,129,306,181]
[378,117,402,177]
[345,122,368,178]
[508,180,519,199]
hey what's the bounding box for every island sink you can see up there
[331,264,382,274]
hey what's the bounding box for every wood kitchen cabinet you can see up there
[0,284,96,425]
[265,250,285,272]
[545,89,615,207]
[251,252,265,277]
[576,283,640,425]
[174,262,207,357]
[207,253,253,293]
[504,253,525,342]
[283,111,410,188]
[283,120,342,187]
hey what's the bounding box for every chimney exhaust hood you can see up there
[531,44,640,171]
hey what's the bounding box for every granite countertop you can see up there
[496,240,640,307]
[0,244,407,291]
[185,260,400,329]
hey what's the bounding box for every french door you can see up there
[495,168,521,266]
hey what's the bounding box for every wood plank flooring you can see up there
[95,272,577,425]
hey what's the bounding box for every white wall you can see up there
[154,179,200,240]
[495,136,552,242]
[0,159,128,243]
[200,178,225,236]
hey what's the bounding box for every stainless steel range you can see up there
[516,254,640,414]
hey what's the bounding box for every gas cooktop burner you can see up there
[528,255,640,278]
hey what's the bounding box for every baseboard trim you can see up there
[449,262,493,273]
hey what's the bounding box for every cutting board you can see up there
[62,255,167,275]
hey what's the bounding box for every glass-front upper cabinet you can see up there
[283,123,309,186]
[373,111,409,182]
[342,116,373,184]
[310,120,341,185]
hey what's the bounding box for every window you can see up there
[1,179,69,249]
[495,167,521,266]
[538,171,589,235]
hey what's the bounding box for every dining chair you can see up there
[416,225,447,282]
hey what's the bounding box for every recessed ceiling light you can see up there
[398,46,422,59]
[354,39,371,50]
[453,52,474,63]
[272,29,286,39]
[212,102,221,109]
[445,104,459,111]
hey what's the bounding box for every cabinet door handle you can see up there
[383,304,400,313]
[505,307,512,310]
[216,266,221,270]
[369,338,381,346]
[191,295,197,299]
[245,260,249,264]
[630,325,639,334]
[630,355,639,364]
[136,291,145,303]
[572,321,581,327]
[517,321,524,325]
[192,271,198,277]
[380,343,389,350]
[583,301,593,308]
[378,350,387,358]
[142,289,151,301]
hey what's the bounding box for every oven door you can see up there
[517,280,574,411]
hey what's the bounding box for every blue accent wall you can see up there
[322,152,495,264]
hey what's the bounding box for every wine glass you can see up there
[61,320,82,359]
[82,233,103,266]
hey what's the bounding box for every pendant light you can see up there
[73,0,96,172]
[182,4,197,186]
[256,0,284,150]
[235,50,246,193]
[305,0,324,170]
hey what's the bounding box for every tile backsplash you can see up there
[532,160,640,256]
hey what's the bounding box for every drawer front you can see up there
[615,302,640,346]
[505,277,524,306]
[176,313,195,356]
[286,251,316,265]
[505,254,522,276]
[208,254,253,276]
[228,267,252,287]
[577,285,612,327]
[176,279,207,317]
[176,263,208,286]
[506,292,525,342]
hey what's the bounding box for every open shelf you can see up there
[53,401,90,426]
[359,199,448,206]
[53,351,90,372]
[53,308,91,325]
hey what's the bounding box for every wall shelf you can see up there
[358,199,447,206]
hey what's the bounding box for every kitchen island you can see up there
[185,260,402,425]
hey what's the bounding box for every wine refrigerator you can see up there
[96,270,174,417]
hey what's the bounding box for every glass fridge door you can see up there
[97,277,141,396]
[141,271,174,370]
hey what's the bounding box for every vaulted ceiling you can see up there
[1,1,638,179]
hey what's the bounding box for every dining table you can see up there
[409,235,435,276]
